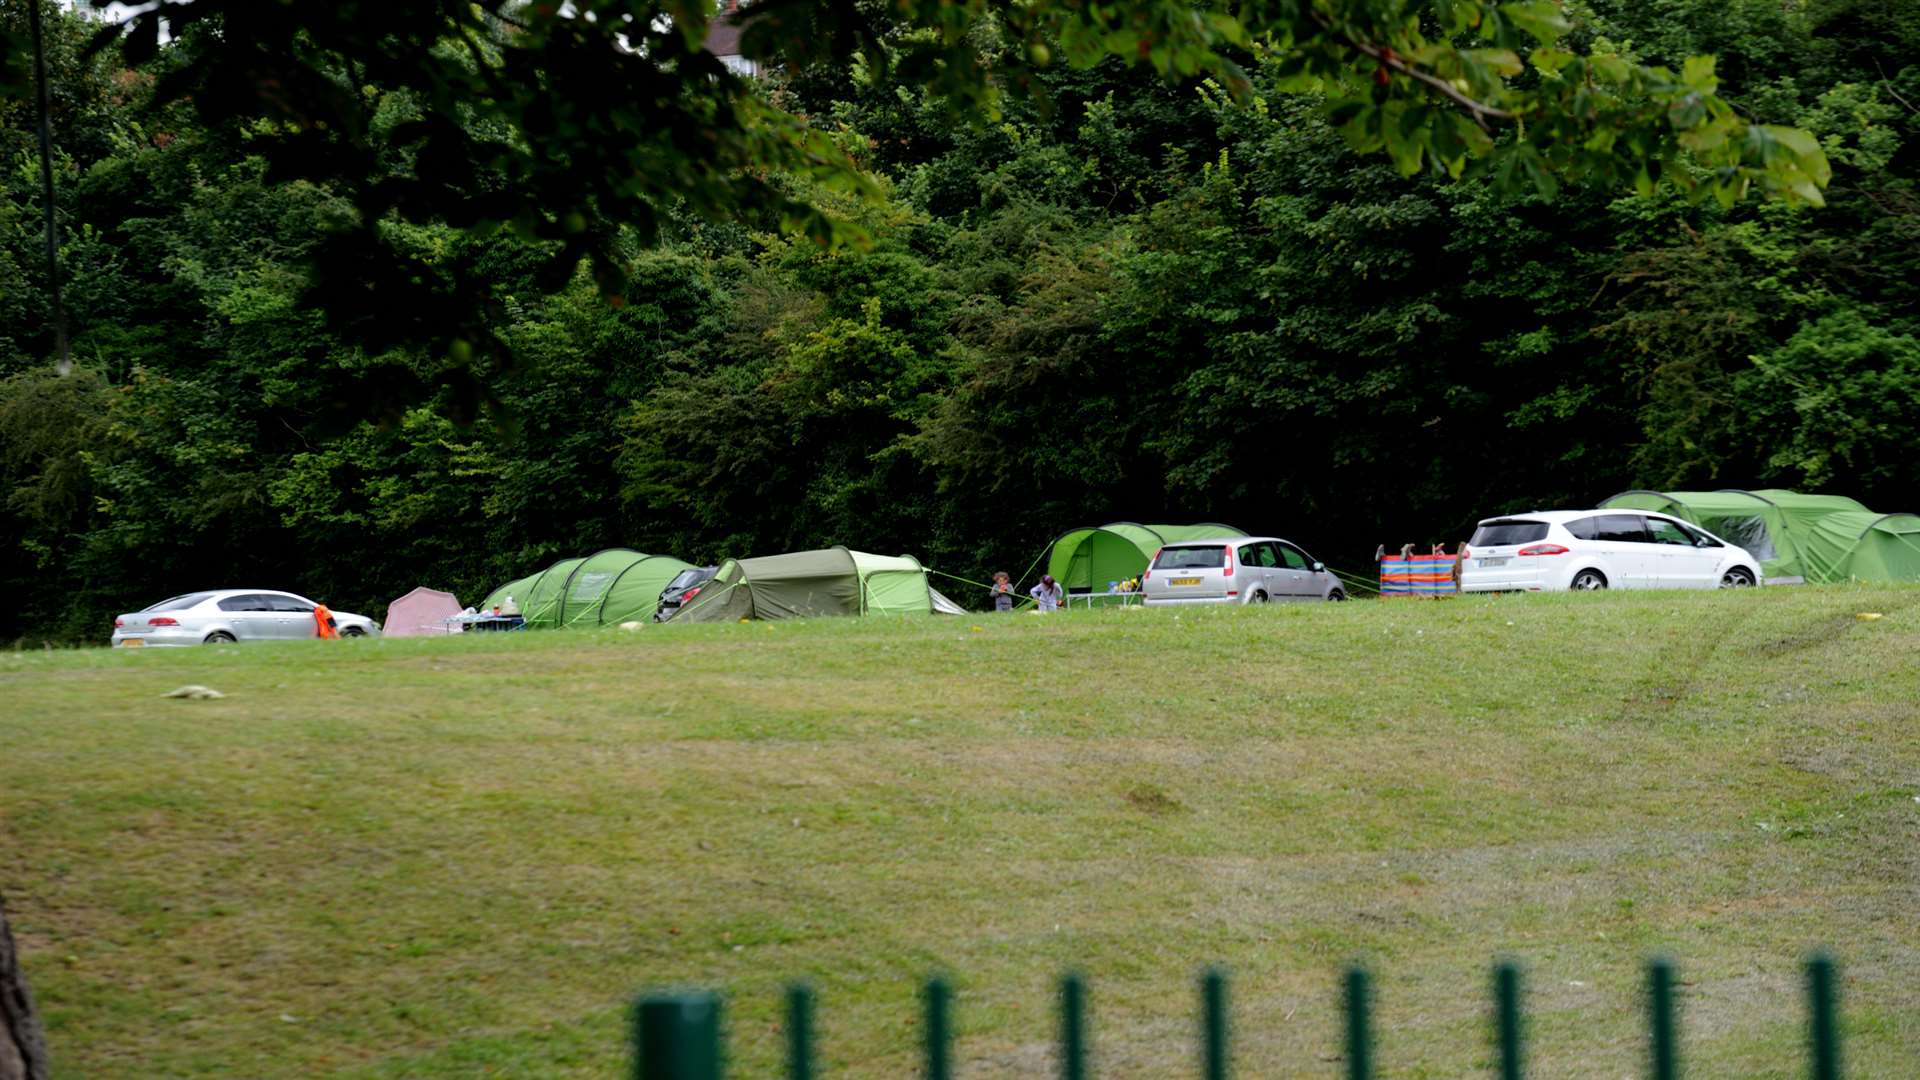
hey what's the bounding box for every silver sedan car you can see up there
[111,590,382,647]
[1142,536,1346,604]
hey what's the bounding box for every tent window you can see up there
[1702,516,1774,559]
[569,571,612,599]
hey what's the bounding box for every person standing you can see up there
[989,571,1016,613]
[1030,574,1065,613]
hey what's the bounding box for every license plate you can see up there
[1170,577,1203,586]
[119,637,145,647]
[1478,557,1509,567]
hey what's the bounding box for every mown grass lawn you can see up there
[3,587,1918,1078]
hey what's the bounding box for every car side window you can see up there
[1678,522,1722,548]
[1565,516,1602,541]
[1240,542,1276,569]
[1647,518,1693,546]
[1278,544,1310,570]
[269,595,315,613]
[1599,515,1652,543]
[217,594,273,612]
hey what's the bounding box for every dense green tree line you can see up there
[1,0,1915,640]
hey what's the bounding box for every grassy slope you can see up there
[2,588,1918,1078]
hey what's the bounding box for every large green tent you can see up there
[1601,490,1920,584]
[480,549,695,627]
[1042,522,1247,592]
[672,547,964,622]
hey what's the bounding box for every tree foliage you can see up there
[0,0,1914,640]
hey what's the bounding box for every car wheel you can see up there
[204,631,236,644]
[1328,590,1346,602]
[1719,568,1755,588]
[1571,569,1608,591]
[1249,590,1268,604]
[341,626,368,638]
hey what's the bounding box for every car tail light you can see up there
[149,616,178,626]
[1223,547,1234,576]
[682,586,702,601]
[1145,548,1161,580]
[1518,543,1570,556]
[114,618,124,628]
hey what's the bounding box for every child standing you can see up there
[989,571,1016,613]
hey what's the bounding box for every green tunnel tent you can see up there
[1600,490,1920,585]
[1043,522,1247,592]
[672,547,965,622]
[480,550,695,627]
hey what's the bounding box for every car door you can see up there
[1645,516,1712,587]
[214,594,283,640]
[1275,542,1315,599]
[1651,518,1728,584]
[1235,541,1275,599]
[1594,515,1660,587]
[269,593,320,638]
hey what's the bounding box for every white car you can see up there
[1460,510,1762,592]
[111,590,383,646]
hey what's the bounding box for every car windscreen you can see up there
[1468,520,1549,546]
[1153,546,1226,569]
[146,592,216,612]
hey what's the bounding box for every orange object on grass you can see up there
[313,603,340,639]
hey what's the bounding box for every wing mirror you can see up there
[1312,561,1326,572]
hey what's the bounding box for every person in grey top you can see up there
[1030,574,1065,612]
[989,570,1016,612]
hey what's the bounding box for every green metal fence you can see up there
[633,954,1843,1079]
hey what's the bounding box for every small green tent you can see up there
[1601,490,1920,585]
[1043,522,1247,592]
[480,549,695,627]
[672,547,964,622]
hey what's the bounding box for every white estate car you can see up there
[111,590,383,646]
[1460,510,1763,592]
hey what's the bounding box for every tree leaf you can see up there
[1500,2,1571,45]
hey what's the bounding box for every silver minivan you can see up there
[1142,536,1346,604]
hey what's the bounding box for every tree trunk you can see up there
[0,892,49,1080]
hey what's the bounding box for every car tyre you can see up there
[204,631,237,644]
[1719,568,1755,588]
[1571,569,1608,591]
[1249,590,1268,604]
[341,626,368,638]
[1328,590,1346,602]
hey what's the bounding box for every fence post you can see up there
[1201,968,1228,1080]
[633,992,723,1080]
[925,977,953,1080]
[1647,958,1677,1080]
[1345,966,1373,1080]
[1808,954,1840,1080]
[1060,973,1088,1080]
[786,984,814,1080]
[1494,961,1523,1080]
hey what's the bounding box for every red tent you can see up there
[383,587,462,637]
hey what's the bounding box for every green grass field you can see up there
[4,588,1919,1078]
